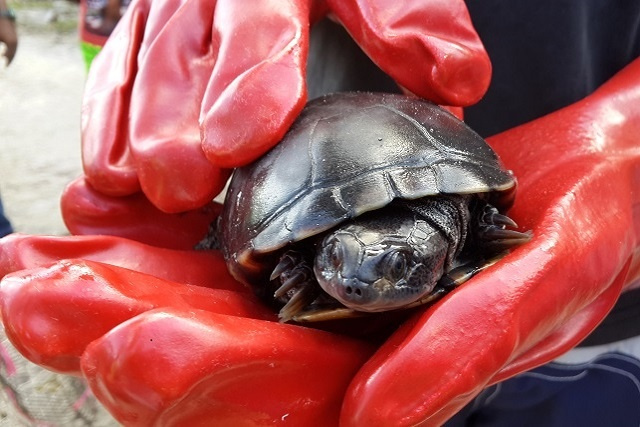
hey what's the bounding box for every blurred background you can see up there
[1,1,117,425]
[1,0,84,236]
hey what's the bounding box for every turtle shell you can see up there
[219,92,515,285]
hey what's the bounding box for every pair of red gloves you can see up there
[1,0,639,425]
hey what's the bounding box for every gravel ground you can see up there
[1,2,118,425]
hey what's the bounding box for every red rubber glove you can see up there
[60,176,221,250]
[0,233,246,290]
[81,0,490,213]
[0,259,274,374]
[81,308,373,426]
[2,59,638,424]
[341,58,640,426]
[0,256,373,425]
[3,58,638,425]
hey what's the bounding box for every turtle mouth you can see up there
[321,276,417,312]
[316,275,369,310]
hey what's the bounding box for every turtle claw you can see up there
[270,250,320,322]
[291,306,366,322]
[278,285,320,323]
[475,203,532,251]
[274,270,308,298]
[483,229,533,252]
[271,251,313,299]
[270,253,296,281]
[485,212,518,228]
[481,227,532,244]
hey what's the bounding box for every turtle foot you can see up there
[271,250,322,322]
[278,284,320,322]
[475,204,532,251]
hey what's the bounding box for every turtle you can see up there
[218,92,531,322]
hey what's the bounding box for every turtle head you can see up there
[314,213,448,312]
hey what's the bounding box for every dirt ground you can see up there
[1,2,118,425]
[1,1,84,236]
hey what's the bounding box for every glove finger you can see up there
[0,233,247,292]
[81,307,373,426]
[327,0,491,106]
[60,176,220,250]
[199,0,309,168]
[491,263,630,384]
[0,259,273,374]
[129,0,232,212]
[81,0,153,196]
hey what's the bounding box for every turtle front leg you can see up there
[406,204,532,309]
[270,250,321,322]
[404,255,502,308]
[473,203,532,252]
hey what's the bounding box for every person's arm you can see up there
[0,0,17,65]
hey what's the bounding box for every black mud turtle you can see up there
[218,92,530,322]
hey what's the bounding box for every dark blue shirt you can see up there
[464,0,640,136]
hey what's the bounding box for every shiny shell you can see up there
[220,92,515,285]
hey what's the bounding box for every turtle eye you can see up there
[384,250,407,282]
[327,239,343,270]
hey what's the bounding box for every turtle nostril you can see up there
[342,282,366,301]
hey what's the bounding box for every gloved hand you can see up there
[79,0,490,213]
[342,58,640,425]
[2,57,638,425]
[0,242,374,425]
